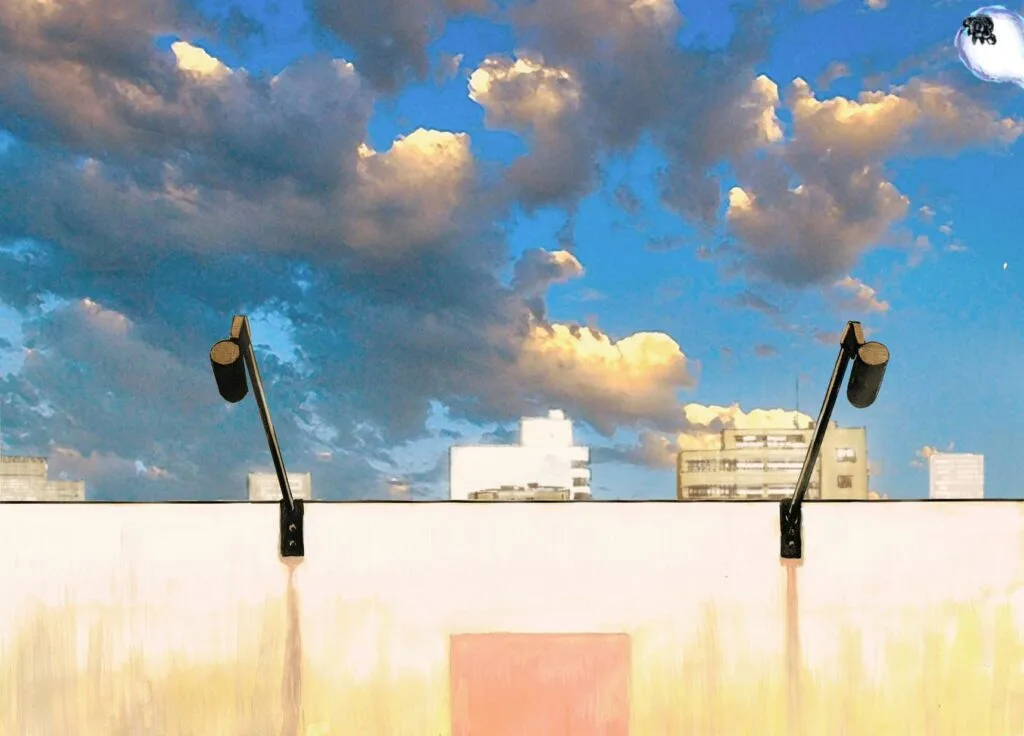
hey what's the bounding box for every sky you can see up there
[0,0,1022,501]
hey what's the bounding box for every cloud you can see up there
[0,2,710,498]
[724,76,1020,284]
[310,0,490,93]
[645,235,686,252]
[0,296,387,499]
[462,5,1016,289]
[434,52,465,83]
[511,248,584,297]
[813,329,840,345]
[0,10,374,190]
[817,61,852,89]
[677,403,813,451]
[728,291,781,316]
[469,53,594,208]
[461,2,778,218]
[754,343,779,358]
[568,288,607,302]
[613,183,642,217]
[509,319,696,435]
[832,275,890,313]
[597,402,817,469]
[594,431,677,469]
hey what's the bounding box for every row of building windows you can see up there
[684,481,823,498]
[683,476,854,497]
[684,459,806,473]
[735,433,809,449]
[683,448,858,474]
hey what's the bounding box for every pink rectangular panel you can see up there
[450,633,631,736]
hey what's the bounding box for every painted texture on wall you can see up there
[2,501,1024,734]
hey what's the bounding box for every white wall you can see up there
[3,501,1024,734]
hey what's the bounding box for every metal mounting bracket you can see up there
[280,498,305,557]
[780,498,802,559]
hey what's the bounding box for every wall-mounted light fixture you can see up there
[781,321,889,560]
[210,315,304,558]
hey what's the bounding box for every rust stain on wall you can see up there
[784,559,803,736]
[281,558,304,736]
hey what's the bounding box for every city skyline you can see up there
[0,1,1021,501]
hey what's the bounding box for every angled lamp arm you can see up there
[781,321,869,560]
[211,314,304,558]
[230,316,296,514]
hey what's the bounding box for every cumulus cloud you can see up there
[512,249,584,297]
[510,319,696,434]
[0,0,711,499]
[832,275,890,313]
[309,0,491,92]
[3,0,1011,500]
[458,2,1018,283]
[724,76,1021,284]
[677,403,814,451]
[470,53,594,208]
[460,2,778,218]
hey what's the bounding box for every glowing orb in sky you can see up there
[957,6,1024,87]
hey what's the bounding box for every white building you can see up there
[247,472,313,502]
[449,410,591,500]
[929,453,984,499]
[0,456,85,501]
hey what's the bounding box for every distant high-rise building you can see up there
[676,423,869,501]
[0,456,86,501]
[449,410,591,500]
[247,472,312,501]
[929,453,984,499]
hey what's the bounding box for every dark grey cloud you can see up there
[309,0,491,93]
[613,182,642,217]
[727,291,781,316]
[0,0,729,499]
[469,1,777,217]
[511,248,583,297]
[592,431,675,469]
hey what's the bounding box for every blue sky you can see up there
[0,0,1022,500]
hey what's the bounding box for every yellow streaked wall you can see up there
[1,501,1023,734]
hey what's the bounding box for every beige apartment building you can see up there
[0,456,86,501]
[676,423,868,501]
